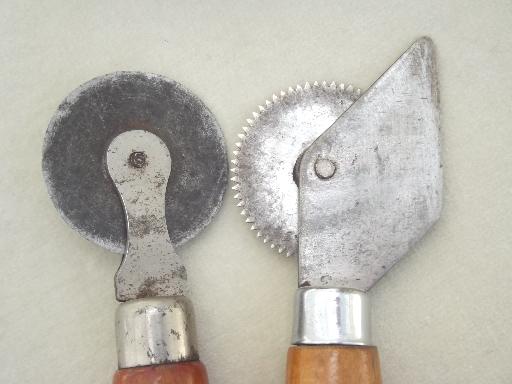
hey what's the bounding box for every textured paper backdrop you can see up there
[1,1,511,383]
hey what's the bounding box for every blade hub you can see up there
[128,151,148,169]
[233,82,361,256]
[314,158,336,180]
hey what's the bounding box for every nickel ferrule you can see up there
[115,296,198,368]
[292,287,371,346]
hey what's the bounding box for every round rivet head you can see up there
[314,158,336,179]
[128,151,147,168]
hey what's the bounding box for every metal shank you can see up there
[107,130,187,301]
[116,296,198,368]
[298,37,442,291]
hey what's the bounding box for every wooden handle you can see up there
[113,361,208,384]
[286,345,381,384]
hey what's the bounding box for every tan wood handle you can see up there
[286,345,381,384]
[113,361,208,384]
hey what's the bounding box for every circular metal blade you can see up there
[43,72,228,253]
[232,82,360,256]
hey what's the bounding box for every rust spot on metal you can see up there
[129,214,166,237]
[137,277,160,298]
[169,329,181,340]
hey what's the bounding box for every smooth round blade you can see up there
[232,82,360,256]
[42,72,228,253]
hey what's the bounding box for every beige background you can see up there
[1,1,511,383]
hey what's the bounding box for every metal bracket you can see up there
[107,130,188,301]
[298,37,442,292]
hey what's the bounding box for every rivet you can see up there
[128,151,147,168]
[314,158,336,179]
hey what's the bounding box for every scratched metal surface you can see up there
[233,83,360,256]
[107,131,187,301]
[299,38,442,291]
[2,2,512,384]
[42,72,228,253]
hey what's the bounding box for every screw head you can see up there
[314,158,336,179]
[128,151,147,168]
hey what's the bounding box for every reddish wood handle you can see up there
[286,345,381,384]
[113,361,208,384]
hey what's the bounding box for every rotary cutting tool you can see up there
[42,72,227,383]
[232,38,442,383]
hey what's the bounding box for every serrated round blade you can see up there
[42,71,228,253]
[232,82,360,256]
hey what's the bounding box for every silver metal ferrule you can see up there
[292,288,371,346]
[116,296,199,369]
